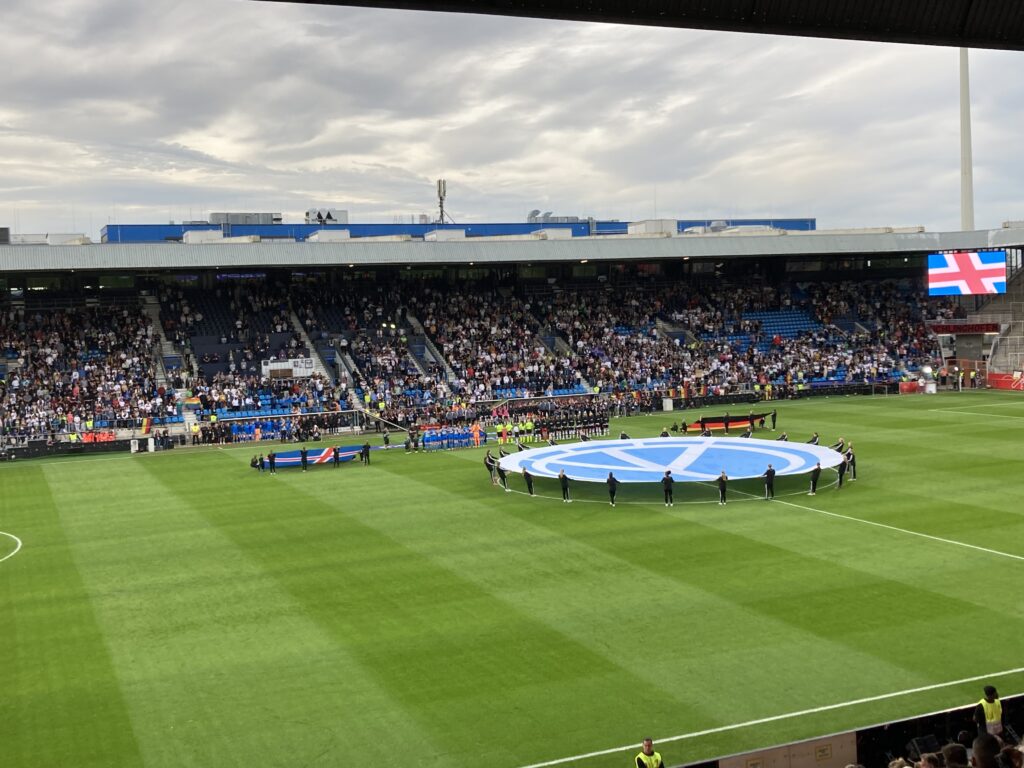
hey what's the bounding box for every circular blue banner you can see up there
[498,437,843,483]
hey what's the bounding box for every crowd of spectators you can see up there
[0,305,174,442]
[190,370,340,415]
[419,287,581,399]
[0,276,964,441]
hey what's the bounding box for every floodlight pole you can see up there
[959,47,975,232]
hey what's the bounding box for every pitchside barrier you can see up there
[674,692,1021,768]
[989,372,1024,390]
[0,438,137,461]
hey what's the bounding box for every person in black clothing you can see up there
[717,470,728,505]
[558,469,571,503]
[361,441,371,466]
[619,431,630,440]
[680,420,688,435]
[332,445,340,467]
[836,456,847,488]
[723,412,730,434]
[522,468,534,496]
[660,427,670,438]
[499,447,511,458]
[747,412,755,431]
[770,409,777,430]
[579,431,591,442]
[382,429,390,449]
[484,450,497,484]
[845,445,857,480]
[809,462,821,495]
[259,454,266,473]
[497,463,510,492]
[662,470,674,507]
[831,437,845,453]
[807,432,819,445]
[267,450,277,475]
[607,472,620,507]
[250,455,259,472]
[762,463,776,500]
[300,446,309,472]
[699,416,706,432]
[740,427,752,438]
[516,439,529,452]
[775,432,789,441]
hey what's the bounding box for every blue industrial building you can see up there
[100,218,816,243]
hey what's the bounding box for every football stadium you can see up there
[2,3,1024,768]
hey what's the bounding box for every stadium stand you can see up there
[0,274,953,442]
[0,303,180,442]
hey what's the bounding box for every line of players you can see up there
[481,433,857,504]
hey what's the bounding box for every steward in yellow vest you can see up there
[975,685,1003,736]
[635,738,664,768]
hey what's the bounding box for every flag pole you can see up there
[959,47,975,231]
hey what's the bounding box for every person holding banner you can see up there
[522,468,535,496]
[762,464,776,500]
[607,472,620,507]
[484,450,498,485]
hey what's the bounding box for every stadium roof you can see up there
[257,0,1024,51]
[2,228,1022,273]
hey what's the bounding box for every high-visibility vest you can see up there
[635,751,663,768]
[980,698,1002,731]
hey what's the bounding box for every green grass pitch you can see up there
[2,392,1023,768]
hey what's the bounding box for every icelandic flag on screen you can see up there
[927,251,1007,295]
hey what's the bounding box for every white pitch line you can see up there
[926,409,1024,420]
[516,666,1024,768]
[796,506,1024,561]
[928,400,1024,411]
[716,481,1024,563]
[754,493,1024,562]
[0,531,23,564]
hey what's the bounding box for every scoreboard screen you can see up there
[927,251,1007,295]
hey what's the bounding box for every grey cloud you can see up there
[2,0,1023,237]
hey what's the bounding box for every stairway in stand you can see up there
[289,310,335,381]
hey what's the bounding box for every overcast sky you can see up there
[2,0,1023,237]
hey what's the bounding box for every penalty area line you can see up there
[0,531,23,564]
[516,666,1024,768]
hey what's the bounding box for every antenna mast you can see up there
[436,179,455,224]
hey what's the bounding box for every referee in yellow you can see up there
[635,737,664,768]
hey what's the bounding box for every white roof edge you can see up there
[0,228,1021,272]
